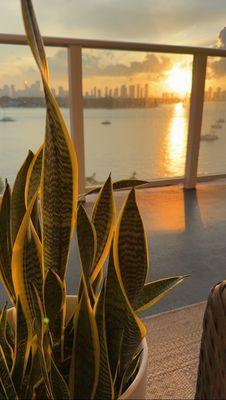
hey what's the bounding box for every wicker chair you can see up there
[195,280,226,400]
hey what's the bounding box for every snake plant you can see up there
[0,1,186,398]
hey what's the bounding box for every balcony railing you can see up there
[1,33,226,193]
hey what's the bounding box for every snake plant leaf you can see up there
[84,179,149,196]
[77,205,97,304]
[25,145,43,207]
[0,345,18,400]
[12,193,43,332]
[91,175,115,283]
[29,282,54,400]
[44,269,65,344]
[0,305,13,370]
[135,276,187,312]
[11,150,34,244]
[69,289,100,400]
[21,0,78,280]
[119,312,144,377]
[50,357,70,400]
[113,188,148,307]
[25,145,43,240]
[119,349,143,396]
[0,183,15,304]
[94,283,114,400]
[104,246,127,380]
[11,298,29,393]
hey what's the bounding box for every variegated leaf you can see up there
[11,298,30,393]
[105,246,144,383]
[94,283,114,400]
[105,246,127,380]
[84,179,149,196]
[119,349,143,396]
[12,194,43,332]
[0,183,15,304]
[0,345,18,399]
[136,276,187,312]
[21,0,78,280]
[25,145,43,207]
[91,175,115,283]
[29,283,54,400]
[44,269,65,344]
[113,188,148,307]
[77,205,97,304]
[11,150,34,244]
[69,289,100,400]
[50,357,70,400]
[0,305,13,370]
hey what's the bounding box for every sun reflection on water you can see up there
[165,102,188,176]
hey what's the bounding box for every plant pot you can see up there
[7,295,148,400]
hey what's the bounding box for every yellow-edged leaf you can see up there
[11,193,43,333]
[136,276,187,312]
[11,150,34,244]
[0,183,15,304]
[91,175,115,283]
[94,283,114,400]
[0,345,18,400]
[50,357,70,400]
[11,298,30,393]
[25,144,43,207]
[113,189,148,307]
[69,284,100,400]
[21,0,78,280]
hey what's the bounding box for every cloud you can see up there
[208,27,226,78]
[82,52,172,78]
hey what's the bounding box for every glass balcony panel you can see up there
[198,56,226,176]
[0,46,69,187]
[82,49,192,186]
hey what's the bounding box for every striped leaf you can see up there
[91,176,115,283]
[0,183,15,304]
[119,349,143,396]
[136,276,187,312]
[105,246,127,380]
[77,205,97,303]
[44,269,65,344]
[11,150,34,244]
[11,298,30,393]
[84,179,149,196]
[25,145,43,207]
[21,0,78,280]
[94,283,114,400]
[0,346,18,400]
[113,188,148,307]
[50,357,70,400]
[29,283,54,400]
[69,288,100,400]
[12,194,43,332]
[0,305,13,370]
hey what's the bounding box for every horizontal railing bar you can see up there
[0,33,226,57]
[84,173,226,194]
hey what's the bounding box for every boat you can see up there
[211,124,222,129]
[0,116,15,122]
[217,118,226,123]
[101,120,111,125]
[201,134,218,141]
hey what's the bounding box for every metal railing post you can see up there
[184,54,207,189]
[68,45,86,195]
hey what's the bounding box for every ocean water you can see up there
[0,101,226,186]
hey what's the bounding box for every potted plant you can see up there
[0,1,186,398]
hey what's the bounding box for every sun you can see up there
[166,66,192,96]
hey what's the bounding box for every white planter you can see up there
[7,295,148,400]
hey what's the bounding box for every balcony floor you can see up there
[74,179,226,316]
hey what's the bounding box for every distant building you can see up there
[129,85,135,98]
[144,83,149,99]
[120,84,127,98]
[136,84,140,98]
[113,87,119,98]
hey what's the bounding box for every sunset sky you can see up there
[1,0,226,93]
